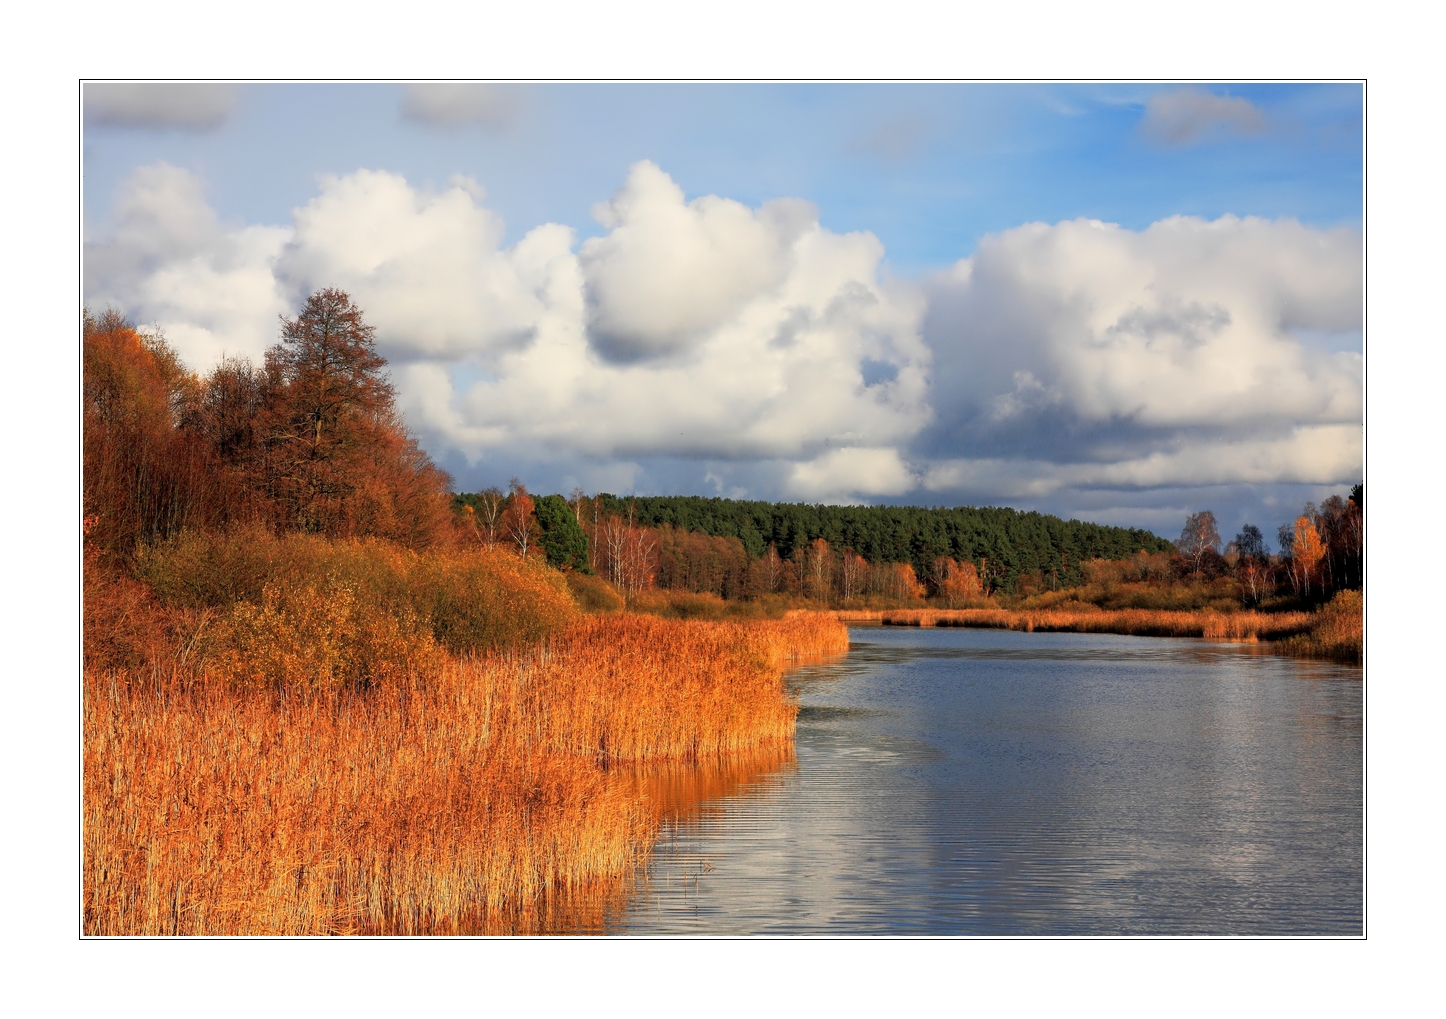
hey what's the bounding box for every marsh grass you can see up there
[83,608,849,935]
[865,606,1315,642]
[1274,590,1363,663]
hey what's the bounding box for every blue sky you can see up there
[83,82,1363,542]
[84,83,1362,269]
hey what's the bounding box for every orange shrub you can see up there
[565,571,627,613]
[133,527,579,678]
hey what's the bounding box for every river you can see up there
[608,624,1363,936]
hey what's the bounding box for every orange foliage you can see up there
[873,560,925,601]
[84,299,455,559]
[83,311,242,558]
[931,557,982,607]
[653,525,752,599]
[1290,515,1328,597]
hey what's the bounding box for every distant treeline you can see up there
[562,494,1171,592]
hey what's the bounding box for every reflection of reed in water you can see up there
[632,744,798,823]
[504,747,802,935]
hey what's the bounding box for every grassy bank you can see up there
[1273,591,1363,663]
[836,591,1361,664]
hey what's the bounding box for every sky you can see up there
[81,82,1363,544]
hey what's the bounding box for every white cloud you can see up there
[925,214,1362,437]
[83,165,1360,517]
[85,162,933,475]
[400,84,520,130]
[84,164,289,366]
[276,170,556,360]
[579,161,819,360]
[85,83,236,130]
[1139,88,1267,145]
[387,162,935,469]
[787,447,918,502]
[923,424,1362,498]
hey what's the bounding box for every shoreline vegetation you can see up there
[837,590,1362,664]
[85,612,846,935]
[83,293,1361,935]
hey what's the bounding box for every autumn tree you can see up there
[839,548,868,602]
[872,561,924,602]
[468,486,505,545]
[83,310,237,558]
[258,288,451,544]
[1289,515,1327,599]
[595,501,657,597]
[1176,510,1222,577]
[799,538,834,602]
[502,478,539,557]
[654,526,751,597]
[1314,494,1363,591]
[1231,524,1272,606]
[931,556,982,607]
[755,543,784,594]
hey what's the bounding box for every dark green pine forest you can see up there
[583,494,1171,590]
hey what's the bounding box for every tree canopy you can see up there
[494,493,1174,592]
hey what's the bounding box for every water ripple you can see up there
[612,626,1362,936]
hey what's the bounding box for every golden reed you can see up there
[83,612,848,935]
[845,606,1315,641]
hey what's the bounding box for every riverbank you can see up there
[834,590,1362,664]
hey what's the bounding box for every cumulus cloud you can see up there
[925,215,1361,434]
[85,162,932,504]
[400,84,520,130]
[427,164,932,468]
[275,170,555,360]
[787,447,918,501]
[579,161,818,361]
[1139,88,1268,145]
[85,83,236,130]
[84,163,1361,518]
[84,164,289,366]
[917,213,1362,512]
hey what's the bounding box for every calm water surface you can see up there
[609,625,1363,936]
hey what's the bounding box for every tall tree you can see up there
[1233,524,1268,561]
[503,478,538,557]
[1177,511,1222,577]
[1232,523,1271,606]
[83,310,227,557]
[1288,515,1326,599]
[259,288,450,543]
[535,493,590,570]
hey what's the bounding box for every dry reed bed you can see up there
[869,606,1314,641]
[1274,590,1363,663]
[84,613,848,936]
